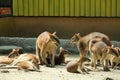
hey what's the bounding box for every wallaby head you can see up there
[114,47,120,56]
[104,46,119,57]
[70,33,81,44]
[79,56,91,64]
[30,59,40,71]
[8,48,20,58]
[59,47,71,56]
[49,32,60,44]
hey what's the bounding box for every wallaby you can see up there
[47,47,71,65]
[70,32,111,57]
[66,56,91,74]
[36,31,60,67]
[89,38,119,71]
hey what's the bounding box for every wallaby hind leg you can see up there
[50,53,55,67]
[93,55,97,70]
[36,46,44,65]
[43,56,50,67]
[103,60,110,71]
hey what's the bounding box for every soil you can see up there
[0,55,120,80]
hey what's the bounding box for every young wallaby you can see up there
[109,47,120,69]
[66,56,91,74]
[89,38,119,71]
[47,47,71,65]
[111,56,120,69]
[36,31,60,67]
[70,32,111,57]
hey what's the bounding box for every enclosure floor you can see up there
[0,55,120,80]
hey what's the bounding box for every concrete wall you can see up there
[0,17,120,40]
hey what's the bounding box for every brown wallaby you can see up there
[89,38,119,71]
[47,47,71,65]
[36,31,60,67]
[66,56,91,74]
[70,32,111,57]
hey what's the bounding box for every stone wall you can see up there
[0,37,120,55]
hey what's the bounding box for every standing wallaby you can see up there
[89,38,119,71]
[109,47,120,69]
[36,31,60,67]
[70,32,111,57]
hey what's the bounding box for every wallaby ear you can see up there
[60,47,63,51]
[77,33,80,35]
[52,32,56,35]
[77,33,81,38]
[50,33,60,44]
[111,45,114,48]
[12,49,16,51]
[12,48,19,52]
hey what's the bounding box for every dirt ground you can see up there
[0,55,120,80]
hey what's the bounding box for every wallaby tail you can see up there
[0,65,17,69]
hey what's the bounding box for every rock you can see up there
[0,37,120,54]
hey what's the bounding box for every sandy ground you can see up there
[0,55,120,80]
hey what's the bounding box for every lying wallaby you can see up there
[36,31,60,67]
[11,53,39,66]
[47,47,71,65]
[66,56,91,74]
[0,53,40,72]
[17,60,40,72]
[89,38,119,71]
[0,49,19,65]
[0,60,40,72]
[70,32,111,57]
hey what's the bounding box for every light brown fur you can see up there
[1,53,40,71]
[70,32,111,57]
[8,48,20,58]
[17,60,40,72]
[109,47,120,69]
[66,56,91,74]
[11,53,39,66]
[36,31,60,67]
[89,39,119,71]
